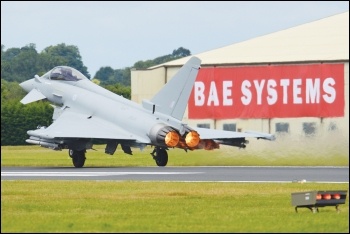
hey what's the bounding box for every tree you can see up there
[104,83,131,99]
[1,79,26,105]
[172,47,191,58]
[133,60,155,69]
[132,47,191,69]
[94,67,130,86]
[1,44,39,82]
[1,43,91,82]
[94,66,115,83]
[113,69,130,86]
[1,100,53,145]
[42,43,90,78]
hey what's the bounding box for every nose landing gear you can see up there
[69,149,86,168]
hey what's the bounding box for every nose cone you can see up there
[19,78,36,92]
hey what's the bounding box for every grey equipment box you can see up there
[291,190,347,213]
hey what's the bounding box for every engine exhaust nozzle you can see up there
[185,131,200,148]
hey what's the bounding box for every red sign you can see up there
[188,64,344,119]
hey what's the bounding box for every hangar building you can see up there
[131,11,349,158]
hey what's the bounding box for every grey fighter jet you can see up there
[19,56,275,168]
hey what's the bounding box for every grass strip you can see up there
[1,181,348,233]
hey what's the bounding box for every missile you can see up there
[26,139,61,150]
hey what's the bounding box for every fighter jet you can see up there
[19,56,275,168]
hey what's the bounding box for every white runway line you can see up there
[1,171,204,177]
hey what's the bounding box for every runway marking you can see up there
[1,172,203,177]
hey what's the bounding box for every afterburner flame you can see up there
[199,139,220,150]
[185,131,200,148]
[165,131,180,147]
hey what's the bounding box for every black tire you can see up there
[155,148,168,167]
[71,150,86,168]
[68,149,74,158]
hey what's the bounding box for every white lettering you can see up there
[195,77,337,108]
[253,80,265,105]
[323,77,336,103]
[241,80,252,105]
[207,81,219,106]
[280,79,290,104]
[306,78,320,103]
[267,79,277,105]
[194,82,205,106]
[223,81,233,106]
[293,79,302,104]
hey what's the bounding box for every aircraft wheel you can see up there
[155,148,168,167]
[69,149,74,158]
[70,150,86,168]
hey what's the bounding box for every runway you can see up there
[1,166,348,183]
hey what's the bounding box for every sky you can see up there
[1,1,349,77]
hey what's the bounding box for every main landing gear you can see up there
[151,147,168,167]
[69,149,86,168]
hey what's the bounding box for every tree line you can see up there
[1,43,191,145]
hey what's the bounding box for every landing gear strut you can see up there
[69,149,86,168]
[151,147,168,167]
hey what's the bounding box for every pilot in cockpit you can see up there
[61,68,76,81]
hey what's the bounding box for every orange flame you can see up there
[185,131,200,148]
[165,131,180,147]
[196,139,220,150]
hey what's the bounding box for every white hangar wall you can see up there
[131,12,349,158]
[131,66,183,103]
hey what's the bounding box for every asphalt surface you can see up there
[1,166,348,183]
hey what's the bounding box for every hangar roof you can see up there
[155,11,349,68]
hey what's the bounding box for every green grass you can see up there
[1,145,348,232]
[1,181,349,233]
[1,144,348,167]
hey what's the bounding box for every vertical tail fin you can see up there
[150,56,201,120]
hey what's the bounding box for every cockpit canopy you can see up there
[42,66,88,81]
